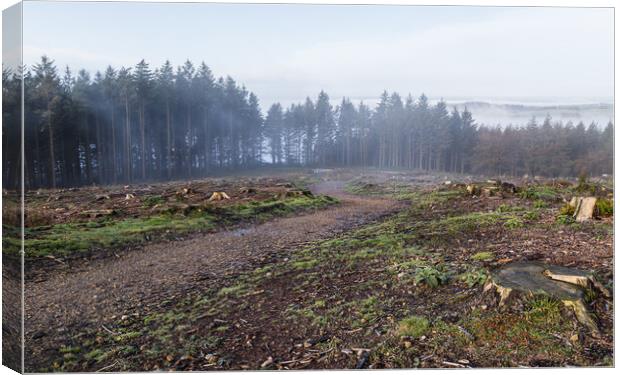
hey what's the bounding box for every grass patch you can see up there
[556,214,575,225]
[522,211,541,221]
[9,194,337,258]
[496,204,524,213]
[417,189,466,208]
[519,185,561,201]
[504,216,524,229]
[345,181,414,200]
[292,259,319,270]
[596,198,613,217]
[397,316,429,338]
[471,251,494,261]
[422,212,504,237]
[533,200,549,209]
[559,203,575,216]
[217,283,247,297]
[525,296,562,326]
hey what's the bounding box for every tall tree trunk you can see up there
[187,106,192,177]
[203,106,209,174]
[140,101,146,180]
[166,101,172,179]
[46,100,56,188]
[95,110,102,183]
[124,95,131,183]
[110,105,117,184]
[83,113,92,185]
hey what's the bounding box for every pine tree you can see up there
[264,103,283,164]
[32,56,62,188]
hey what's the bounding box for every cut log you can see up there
[484,261,609,333]
[208,192,231,201]
[573,197,597,222]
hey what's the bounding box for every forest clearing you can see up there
[6,168,612,371]
[2,2,616,373]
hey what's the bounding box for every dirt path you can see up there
[24,181,403,355]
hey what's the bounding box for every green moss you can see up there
[59,346,81,354]
[397,316,429,338]
[10,194,337,259]
[345,181,414,199]
[497,204,524,213]
[471,251,494,261]
[522,211,541,221]
[216,283,247,297]
[418,189,466,207]
[114,331,141,342]
[83,349,106,362]
[428,212,503,236]
[519,186,561,201]
[292,259,319,270]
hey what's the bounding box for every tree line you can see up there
[2,56,613,189]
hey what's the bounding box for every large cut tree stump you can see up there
[570,197,598,222]
[484,262,609,334]
[208,192,231,201]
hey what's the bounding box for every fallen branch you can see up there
[96,360,119,372]
[442,361,465,368]
[101,325,118,336]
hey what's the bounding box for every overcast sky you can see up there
[20,1,614,108]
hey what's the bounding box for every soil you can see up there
[16,170,614,371]
[13,173,320,227]
[23,176,405,370]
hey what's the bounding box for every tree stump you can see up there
[239,187,257,195]
[208,192,231,201]
[466,184,480,196]
[484,262,609,334]
[571,197,598,222]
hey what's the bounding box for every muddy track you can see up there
[24,181,405,360]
